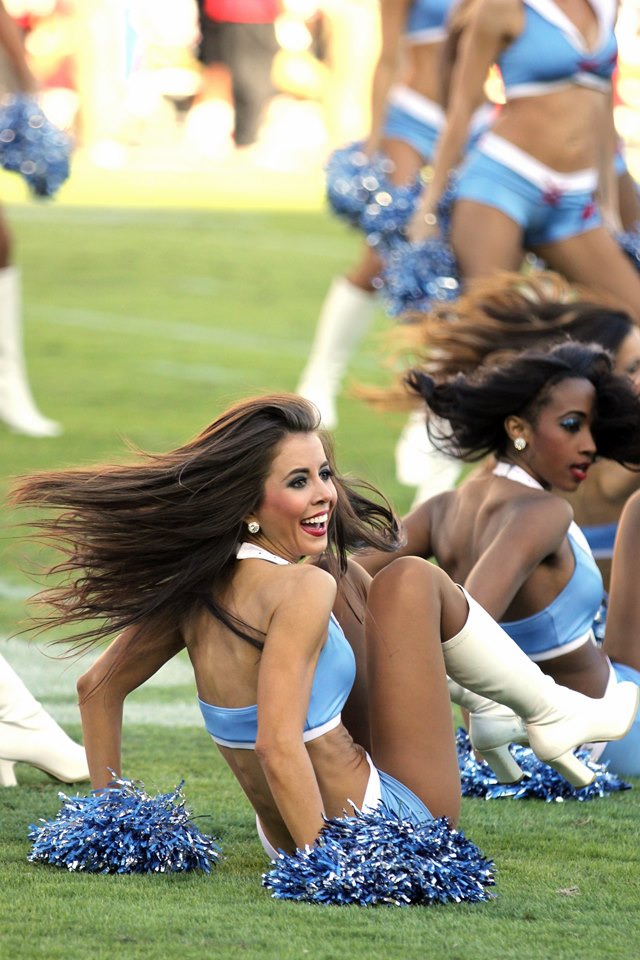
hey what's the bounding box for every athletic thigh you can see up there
[535,227,640,322]
[383,136,427,184]
[451,200,526,279]
[365,557,463,824]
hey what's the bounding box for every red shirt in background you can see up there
[203,1,279,24]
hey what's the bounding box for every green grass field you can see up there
[1,155,639,960]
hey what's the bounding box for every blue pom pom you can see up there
[325,141,422,234]
[617,225,640,272]
[28,775,222,873]
[0,93,71,198]
[374,178,461,318]
[358,179,423,237]
[262,806,495,906]
[375,232,460,318]
[456,728,631,802]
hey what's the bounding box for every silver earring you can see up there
[247,521,260,534]
[513,437,527,452]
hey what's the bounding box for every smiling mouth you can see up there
[301,512,329,535]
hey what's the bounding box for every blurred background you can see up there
[9,0,384,174]
[8,0,640,177]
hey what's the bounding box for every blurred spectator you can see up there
[194,0,281,151]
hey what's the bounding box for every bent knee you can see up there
[371,555,446,601]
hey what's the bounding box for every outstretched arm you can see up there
[76,624,185,789]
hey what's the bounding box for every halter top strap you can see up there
[236,541,290,565]
[492,460,543,490]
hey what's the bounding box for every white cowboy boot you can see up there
[443,592,639,787]
[396,409,463,502]
[0,654,88,783]
[296,275,378,429]
[0,758,17,787]
[0,265,62,437]
[448,678,529,782]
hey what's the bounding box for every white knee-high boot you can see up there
[0,265,62,437]
[448,678,528,783]
[0,654,89,784]
[443,592,639,787]
[0,758,17,787]
[296,275,378,429]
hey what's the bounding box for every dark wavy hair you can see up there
[406,341,640,464]
[9,394,401,651]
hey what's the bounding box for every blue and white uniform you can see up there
[383,0,497,160]
[498,0,617,99]
[382,0,454,161]
[499,524,603,663]
[453,0,618,246]
[493,462,640,775]
[198,541,433,858]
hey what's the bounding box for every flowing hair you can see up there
[406,342,640,464]
[9,394,401,652]
[413,271,634,380]
[361,271,634,410]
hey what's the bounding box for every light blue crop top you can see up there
[498,0,618,99]
[198,543,356,749]
[406,0,454,44]
[499,526,604,660]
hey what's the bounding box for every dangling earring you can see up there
[513,437,527,452]
[247,520,260,534]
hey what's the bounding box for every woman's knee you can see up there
[370,555,445,606]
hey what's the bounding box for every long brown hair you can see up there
[9,394,401,651]
[362,271,634,410]
[413,272,634,380]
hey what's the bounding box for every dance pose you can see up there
[8,394,637,860]
[408,0,640,318]
[297,0,482,429]
[359,341,640,776]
